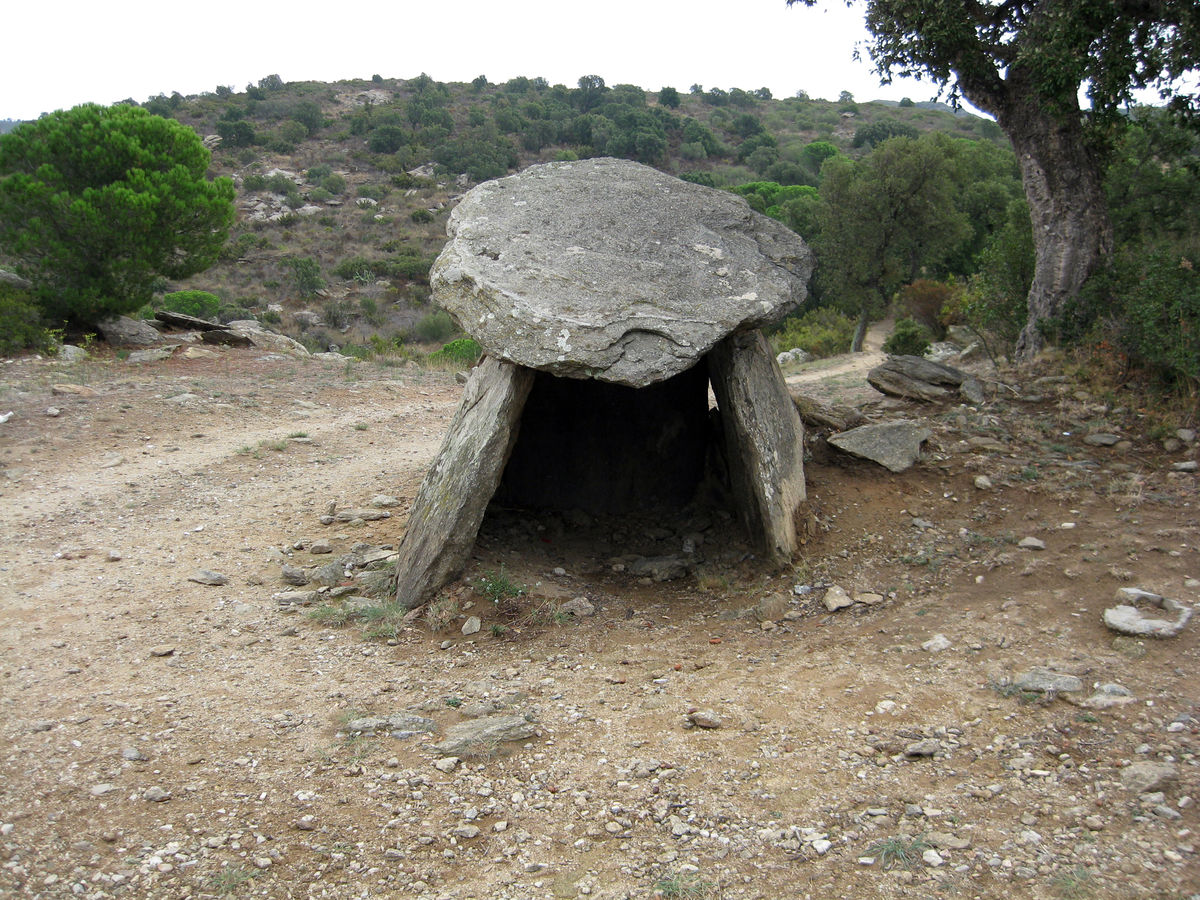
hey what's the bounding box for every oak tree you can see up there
[789,0,1200,357]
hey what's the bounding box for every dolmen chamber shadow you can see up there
[394,158,814,609]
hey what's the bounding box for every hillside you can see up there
[127,73,1005,353]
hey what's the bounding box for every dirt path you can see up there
[0,342,1196,900]
[784,319,890,407]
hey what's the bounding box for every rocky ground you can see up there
[0,339,1197,900]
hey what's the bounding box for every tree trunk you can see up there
[852,298,870,352]
[996,94,1113,359]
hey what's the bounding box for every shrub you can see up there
[882,317,933,357]
[0,285,56,355]
[897,279,954,339]
[1069,245,1200,391]
[411,208,434,224]
[428,337,482,366]
[242,173,268,191]
[306,163,332,182]
[286,256,324,296]
[161,290,220,321]
[320,173,347,194]
[771,307,856,358]
[413,310,457,343]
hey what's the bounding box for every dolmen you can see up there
[394,158,814,608]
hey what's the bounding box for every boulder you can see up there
[432,157,813,387]
[223,320,311,356]
[868,355,983,404]
[97,316,163,347]
[827,421,932,472]
[430,715,537,757]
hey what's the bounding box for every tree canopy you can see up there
[0,104,236,326]
[789,0,1200,357]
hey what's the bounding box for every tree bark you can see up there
[993,91,1113,359]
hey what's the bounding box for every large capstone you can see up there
[432,157,813,387]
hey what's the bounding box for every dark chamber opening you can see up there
[492,360,716,516]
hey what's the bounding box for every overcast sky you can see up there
[2,0,966,122]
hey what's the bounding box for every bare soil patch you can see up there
[0,344,1196,900]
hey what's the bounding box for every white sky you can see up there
[1,0,962,122]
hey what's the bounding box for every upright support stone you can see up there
[394,357,535,608]
[708,330,807,566]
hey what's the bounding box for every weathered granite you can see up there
[431,158,813,387]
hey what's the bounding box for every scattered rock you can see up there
[1018,536,1045,550]
[1103,588,1192,638]
[433,757,460,773]
[342,714,436,738]
[628,555,689,582]
[973,475,993,490]
[1076,683,1136,709]
[51,383,98,397]
[142,786,171,802]
[559,597,596,617]
[45,406,61,417]
[904,739,941,757]
[822,585,854,612]
[187,569,229,586]
[687,709,722,729]
[462,615,481,635]
[281,564,309,586]
[921,633,952,652]
[1084,433,1122,447]
[430,715,537,757]
[126,347,175,364]
[149,645,175,658]
[370,494,400,508]
[827,421,931,473]
[1120,761,1177,794]
[1013,667,1083,694]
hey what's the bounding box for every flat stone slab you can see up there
[432,158,813,387]
[827,420,931,472]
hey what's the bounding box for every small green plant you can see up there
[210,864,255,895]
[1052,865,1094,900]
[882,317,933,357]
[445,696,463,708]
[411,208,435,224]
[653,871,716,899]
[477,568,526,606]
[490,623,508,637]
[353,422,369,431]
[287,431,308,439]
[424,595,459,632]
[865,835,929,870]
[308,604,353,627]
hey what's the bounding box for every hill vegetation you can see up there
[1,72,1197,393]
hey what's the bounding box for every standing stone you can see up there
[394,358,534,609]
[708,331,807,566]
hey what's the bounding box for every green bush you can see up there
[428,337,481,366]
[286,256,324,296]
[1071,245,1200,391]
[410,208,434,224]
[161,290,220,321]
[0,285,56,356]
[882,317,933,357]
[771,307,855,359]
[306,163,332,182]
[413,309,457,343]
[320,173,347,194]
[242,173,268,191]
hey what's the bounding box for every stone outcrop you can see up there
[868,355,984,404]
[827,421,932,473]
